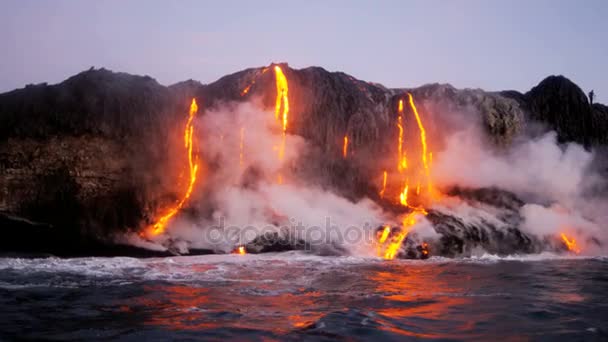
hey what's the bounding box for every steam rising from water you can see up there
[126,97,606,257]
[143,101,386,255]
[432,120,607,255]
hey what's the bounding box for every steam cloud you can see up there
[125,97,607,257]
[140,100,387,255]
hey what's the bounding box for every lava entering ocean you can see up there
[560,233,581,254]
[148,98,200,236]
[128,64,605,259]
[376,93,435,259]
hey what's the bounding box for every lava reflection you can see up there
[369,266,474,339]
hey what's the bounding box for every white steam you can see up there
[432,121,607,254]
[150,101,386,254]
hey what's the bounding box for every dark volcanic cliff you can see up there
[0,64,605,256]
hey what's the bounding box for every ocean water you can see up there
[0,252,606,341]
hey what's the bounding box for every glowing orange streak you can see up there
[397,115,406,171]
[237,246,246,255]
[378,226,391,244]
[379,170,388,198]
[407,93,431,194]
[152,98,200,235]
[274,66,289,184]
[383,208,427,260]
[241,85,252,96]
[274,66,289,132]
[343,135,349,158]
[376,225,391,255]
[240,67,269,96]
[560,233,581,254]
[399,184,409,206]
[278,133,286,161]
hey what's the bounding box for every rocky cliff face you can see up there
[0,64,605,256]
[0,68,191,254]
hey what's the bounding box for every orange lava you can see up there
[151,98,200,235]
[377,94,435,258]
[240,67,269,96]
[560,233,581,254]
[241,84,252,96]
[379,170,388,198]
[397,113,407,172]
[343,135,349,158]
[408,93,432,195]
[273,66,290,184]
[399,184,409,206]
[376,225,391,255]
[274,66,289,132]
[237,246,246,255]
[383,208,428,260]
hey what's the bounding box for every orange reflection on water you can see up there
[132,264,325,334]
[369,266,474,339]
[137,285,216,331]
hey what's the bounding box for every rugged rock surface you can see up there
[502,75,607,147]
[0,64,606,256]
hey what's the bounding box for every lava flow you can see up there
[273,66,290,185]
[377,93,435,259]
[379,170,388,198]
[343,135,349,158]
[560,233,581,254]
[383,208,428,260]
[396,99,409,206]
[240,67,269,96]
[150,98,200,235]
[408,93,432,195]
[274,66,289,132]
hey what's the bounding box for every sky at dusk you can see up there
[1,0,607,102]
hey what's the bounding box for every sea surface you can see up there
[0,252,607,341]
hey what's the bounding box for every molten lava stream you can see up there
[150,98,200,235]
[240,67,269,96]
[379,171,388,198]
[560,233,581,254]
[376,226,391,255]
[376,94,435,259]
[274,66,290,184]
[343,135,349,158]
[408,93,432,196]
[274,66,289,132]
[382,208,427,260]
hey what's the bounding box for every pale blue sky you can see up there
[1,0,606,102]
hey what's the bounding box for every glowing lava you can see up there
[560,233,581,254]
[240,67,269,96]
[408,93,432,195]
[151,98,200,235]
[383,208,428,260]
[376,225,391,255]
[377,93,435,259]
[397,101,407,172]
[237,246,247,255]
[379,170,388,198]
[274,66,289,132]
[399,184,409,206]
[343,135,349,158]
